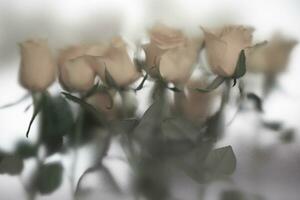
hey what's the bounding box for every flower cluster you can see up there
[18,24,259,91]
[6,23,298,200]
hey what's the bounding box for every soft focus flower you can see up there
[19,39,57,92]
[57,43,110,92]
[247,33,297,75]
[144,24,202,84]
[174,80,219,122]
[87,90,117,120]
[57,45,89,68]
[203,26,254,77]
[92,37,141,87]
[159,38,202,84]
[59,56,96,92]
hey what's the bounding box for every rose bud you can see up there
[86,90,117,120]
[174,79,220,122]
[57,43,110,92]
[143,24,186,78]
[57,45,89,68]
[247,33,297,75]
[203,25,254,77]
[159,37,202,84]
[19,39,57,92]
[59,56,96,92]
[92,37,141,87]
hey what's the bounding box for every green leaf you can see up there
[133,101,163,141]
[15,141,37,159]
[109,118,139,135]
[280,129,295,143]
[246,93,263,112]
[38,95,74,155]
[42,95,74,136]
[134,74,148,92]
[0,155,24,175]
[233,50,246,78]
[161,117,200,142]
[75,165,120,196]
[205,146,236,178]
[26,94,44,138]
[221,190,245,200]
[62,92,104,122]
[36,162,63,194]
[205,110,224,139]
[195,76,225,93]
[105,67,119,89]
[263,121,282,131]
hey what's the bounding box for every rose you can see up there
[143,24,202,84]
[247,33,297,75]
[19,39,57,92]
[173,79,219,122]
[143,24,186,78]
[159,38,202,84]
[57,43,109,92]
[203,25,254,77]
[86,90,117,120]
[59,56,96,92]
[92,37,141,87]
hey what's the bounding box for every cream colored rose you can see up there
[247,33,297,74]
[143,24,202,84]
[92,37,141,87]
[57,43,110,92]
[159,38,202,84]
[174,80,219,122]
[57,45,89,68]
[19,39,57,92]
[86,90,117,120]
[203,26,254,77]
[59,56,96,92]
[143,24,186,78]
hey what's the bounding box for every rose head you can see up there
[247,33,297,75]
[19,39,57,92]
[144,24,202,84]
[203,25,254,77]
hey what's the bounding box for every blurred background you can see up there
[0,0,300,199]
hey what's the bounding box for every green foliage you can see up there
[62,92,104,122]
[134,74,148,92]
[221,190,245,200]
[161,117,200,142]
[109,118,139,135]
[247,93,263,112]
[40,94,74,155]
[15,140,37,159]
[205,146,236,179]
[280,128,295,143]
[195,76,225,93]
[26,93,44,138]
[0,154,24,175]
[105,67,119,89]
[233,50,246,79]
[36,162,63,194]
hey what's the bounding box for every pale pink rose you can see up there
[19,39,57,91]
[247,33,297,74]
[174,80,219,122]
[144,24,202,84]
[203,25,254,77]
[92,37,141,87]
[59,56,96,92]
